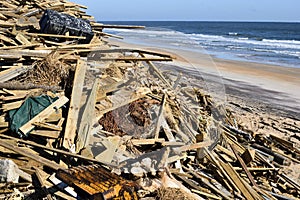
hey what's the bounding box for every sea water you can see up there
[103,21,300,68]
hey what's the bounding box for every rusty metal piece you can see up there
[56,164,138,200]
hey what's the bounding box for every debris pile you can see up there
[0,0,299,199]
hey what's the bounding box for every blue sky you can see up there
[72,0,300,22]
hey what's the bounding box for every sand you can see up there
[106,38,300,183]
[108,38,300,116]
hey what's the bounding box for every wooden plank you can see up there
[270,134,294,149]
[24,32,86,39]
[19,96,69,136]
[161,118,176,142]
[0,134,116,167]
[0,65,29,83]
[91,48,173,58]
[35,168,54,200]
[1,100,24,111]
[220,161,258,200]
[131,138,165,146]
[233,167,279,171]
[140,53,172,88]
[0,122,8,128]
[176,141,212,152]
[154,94,166,139]
[15,33,31,45]
[0,49,51,58]
[0,34,17,45]
[30,130,60,139]
[0,139,64,170]
[63,60,86,149]
[231,144,258,187]
[32,122,62,131]
[99,56,173,62]
[187,169,232,200]
[205,149,239,193]
[76,79,99,152]
[191,189,222,200]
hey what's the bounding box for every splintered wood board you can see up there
[63,60,86,149]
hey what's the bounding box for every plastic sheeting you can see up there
[8,95,58,137]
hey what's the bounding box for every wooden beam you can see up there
[0,134,116,167]
[90,48,173,58]
[34,168,54,200]
[24,32,86,40]
[19,96,69,136]
[63,60,86,149]
[0,139,64,170]
[30,130,60,139]
[154,94,166,139]
[0,65,30,83]
[230,144,258,187]
[131,138,165,146]
[99,56,173,62]
[32,122,62,131]
[76,79,99,152]
[140,53,173,88]
[220,161,259,200]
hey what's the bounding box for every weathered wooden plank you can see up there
[99,56,173,62]
[0,139,64,170]
[15,33,31,45]
[0,134,116,167]
[32,122,62,131]
[231,144,258,187]
[24,32,86,39]
[220,162,258,200]
[131,138,165,146]
[140,53,172,88]
[19,96,69,136]
[30,130,60,139]
[76,79,99,152]
[63,60,86,149]
[154,94,166,139]
[1,100,24,111]
[0,65,30,83]
[35,168,54,200]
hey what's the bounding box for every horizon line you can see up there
[99,20,300,23]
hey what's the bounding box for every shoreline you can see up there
[108,38,300,118]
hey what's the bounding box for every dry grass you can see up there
[22,51,73,88]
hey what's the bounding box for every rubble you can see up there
[0,0,299,199]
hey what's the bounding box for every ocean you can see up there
[103,21,300,68]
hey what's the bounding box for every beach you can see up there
[109,37,300,146]
[1,1,300,199]
[108,38,300,182]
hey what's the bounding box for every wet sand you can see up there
[108,38,300,119]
